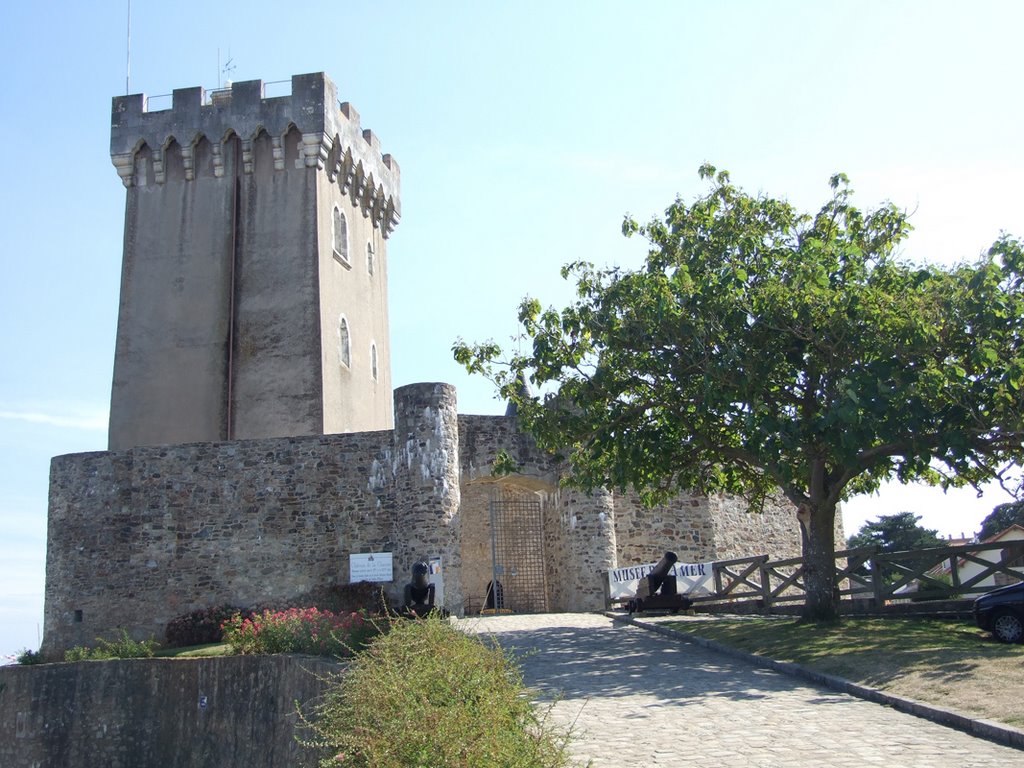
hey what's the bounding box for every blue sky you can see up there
[1,1,1022,658]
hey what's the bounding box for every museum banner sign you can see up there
[607,560,714,599]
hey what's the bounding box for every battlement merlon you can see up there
[110,72,401,236]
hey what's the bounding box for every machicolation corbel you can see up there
[108,72,401,235]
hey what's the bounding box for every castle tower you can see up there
[107,73,400,449]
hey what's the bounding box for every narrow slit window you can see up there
[339,317,351,368]
[333,207,350,266]
[367,241,375,275]
[370,342,378,381]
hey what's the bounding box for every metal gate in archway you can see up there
[487,494,549,613]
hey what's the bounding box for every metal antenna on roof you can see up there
[223,53,236,85]
[218,48,236,88]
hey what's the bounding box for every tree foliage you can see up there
[454,165,1024,619]
[846,512,944,552]
[978,500,1024,541]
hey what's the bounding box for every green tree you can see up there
[846,512,943,551]
[978,500,1024,540]
[455,165,1024,621]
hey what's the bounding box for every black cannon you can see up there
[400,560,436,618]
[626,551,693,614]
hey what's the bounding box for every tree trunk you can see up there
[799,501,839,621]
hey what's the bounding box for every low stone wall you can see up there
[0,655,339,768]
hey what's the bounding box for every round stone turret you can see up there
[392,383,463,616]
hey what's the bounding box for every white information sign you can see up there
[607,560,714,600]
[428,556,444,606]
[349,552,394,583]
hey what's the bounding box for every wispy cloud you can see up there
[0,409,107,431]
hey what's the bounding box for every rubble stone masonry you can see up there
[42,385,807,656]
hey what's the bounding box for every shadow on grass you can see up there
[659,616,1023,689]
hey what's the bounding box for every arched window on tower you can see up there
[333,206,350,266]
[366,241,375,276]
[370,342,378,381]
[339,316,351,368]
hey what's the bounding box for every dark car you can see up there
[974,581,1024,643]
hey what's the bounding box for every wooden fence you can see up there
[613,540,1024,610]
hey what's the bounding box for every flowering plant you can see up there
[221,607,380,657]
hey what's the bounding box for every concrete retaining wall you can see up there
[0,656,338,768]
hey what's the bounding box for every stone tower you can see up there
[107,73,400,450]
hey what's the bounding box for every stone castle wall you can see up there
[45,383,467,656]
[710,494,804,561]
[44,431,395,654]
[43,384,806,656]
[613,491,719,567]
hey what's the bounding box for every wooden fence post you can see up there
[759,557,773,609]
[870,546,885,607]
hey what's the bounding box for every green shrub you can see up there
[64,629,159,661]
[301,614,573,768]
[16,648,43,665]
[221,607,380,656]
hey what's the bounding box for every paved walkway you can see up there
[456,613,1020,767]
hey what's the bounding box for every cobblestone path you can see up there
[457,613,1020,768]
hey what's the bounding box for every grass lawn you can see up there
[154,643,232,658]
[660,615,1024,728]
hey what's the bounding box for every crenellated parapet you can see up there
[110,72,401,237]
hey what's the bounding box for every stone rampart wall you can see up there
[710,493,804,561]
[613,491,718,567]
[44,432,394,655]
[457,414,560,487]
[614,490,807,568]
[43,385,817,656]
